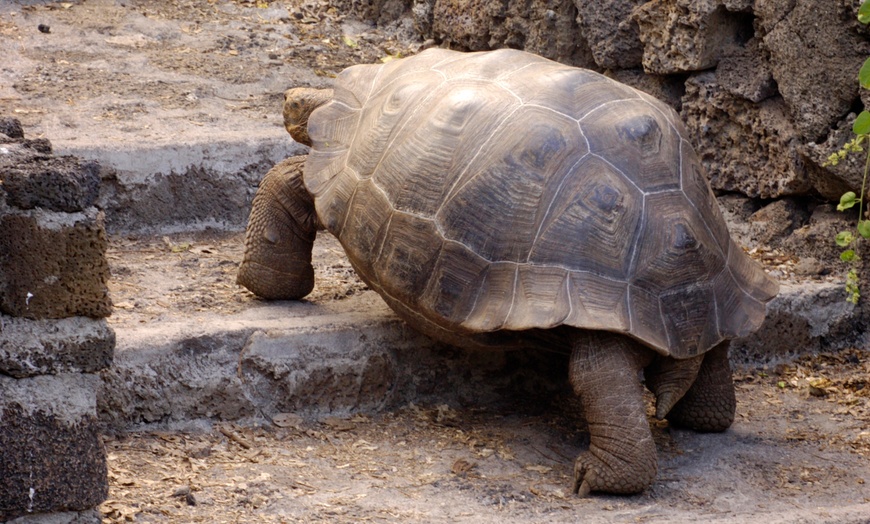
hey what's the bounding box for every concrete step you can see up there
[60,133,304,234]
[99,230,863,430]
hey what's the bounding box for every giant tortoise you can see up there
[237,48,778,496]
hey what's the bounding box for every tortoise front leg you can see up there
[569,331,657,496]
[237,156,320,300]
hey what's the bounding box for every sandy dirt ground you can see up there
[100,230,870,524]
[2,1,870,522]
[1,0,422,148]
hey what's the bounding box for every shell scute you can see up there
[371,211,444,305]
[375,81,521,218]
[581,98,682,193]
[436,106,586,263]
[337,179,392,268]
[659,285,720,358]
[498,63,619,120]
[631,191,726,294]
[432,48,543,81]
[529,156,643,279]
[565,272,630,332]
[420,241,488,325]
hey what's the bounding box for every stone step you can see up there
[58,133,303,234]
[99,290,573,430]
[100,268,861,430]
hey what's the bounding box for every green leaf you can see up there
[838,191,859,211]
[854,109,870,134]
[859,220,870,238]
[841,249,857,262]
[837,231,855,247]
[846,269,860,304]
[860,0,870,23]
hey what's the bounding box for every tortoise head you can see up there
[283,87,334,146]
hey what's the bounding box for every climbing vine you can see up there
[823,0,870,303]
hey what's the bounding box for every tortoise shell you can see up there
[303,48,778,358]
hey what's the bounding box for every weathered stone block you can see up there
[429,0,595,67]
[715,39,777,103]
[681,72,810,198]
[633,0,754,74]
[748,198,809,246]
[0,374,107,522]
[758,0,869,141]
[6,509,101,524]
[731,282,859,364]
[0,316,115,378]
[329,0,412,25]
[0,136,53,155]
[0,117,24,139]
[575,0,644,69]
[801,115,866,201]
[89,138,301,233]
[781,204,855,272]
[411,0,434,36]
[604,68,686,110]
[1,154,101,213]
[0,207,111,319]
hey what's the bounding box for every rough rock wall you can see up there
[0,117,114,523]
[338,0,870,202]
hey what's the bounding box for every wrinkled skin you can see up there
[238,87,738,497]
[282,87,333,147]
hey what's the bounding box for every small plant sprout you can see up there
[823,0,870,304]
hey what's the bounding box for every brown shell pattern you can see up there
[304,48,779,358]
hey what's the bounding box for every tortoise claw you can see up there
[573,478,592,498]
[572,453,599,497]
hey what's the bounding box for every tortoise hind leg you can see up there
[569,331,657,496]
[644,353,704,420]
[237,156,320,300]
[666,341,736,432]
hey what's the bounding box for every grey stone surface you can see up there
[6,510,101,524]
[0,145,100,212]
[100,278,848,430]
[0,373,99,423]
[747,198,810,247]
[0,207,111,319]
[633,0,754,74]
[0,137,52,155]
[758,0,868,142]
[574,0,644,69]
[680,72,810,198]
[0,117,24,139]
[715,39,778,103]
[427,0,596,67]
[801,116,867,201]
[331,0,412,26]
[0,316,115,378]
[71,137,302,234]
[780,204,856,271]
[99,294,568,429]
[604,68,686,110]
[731,282,861,365]
[0,374,106,522]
